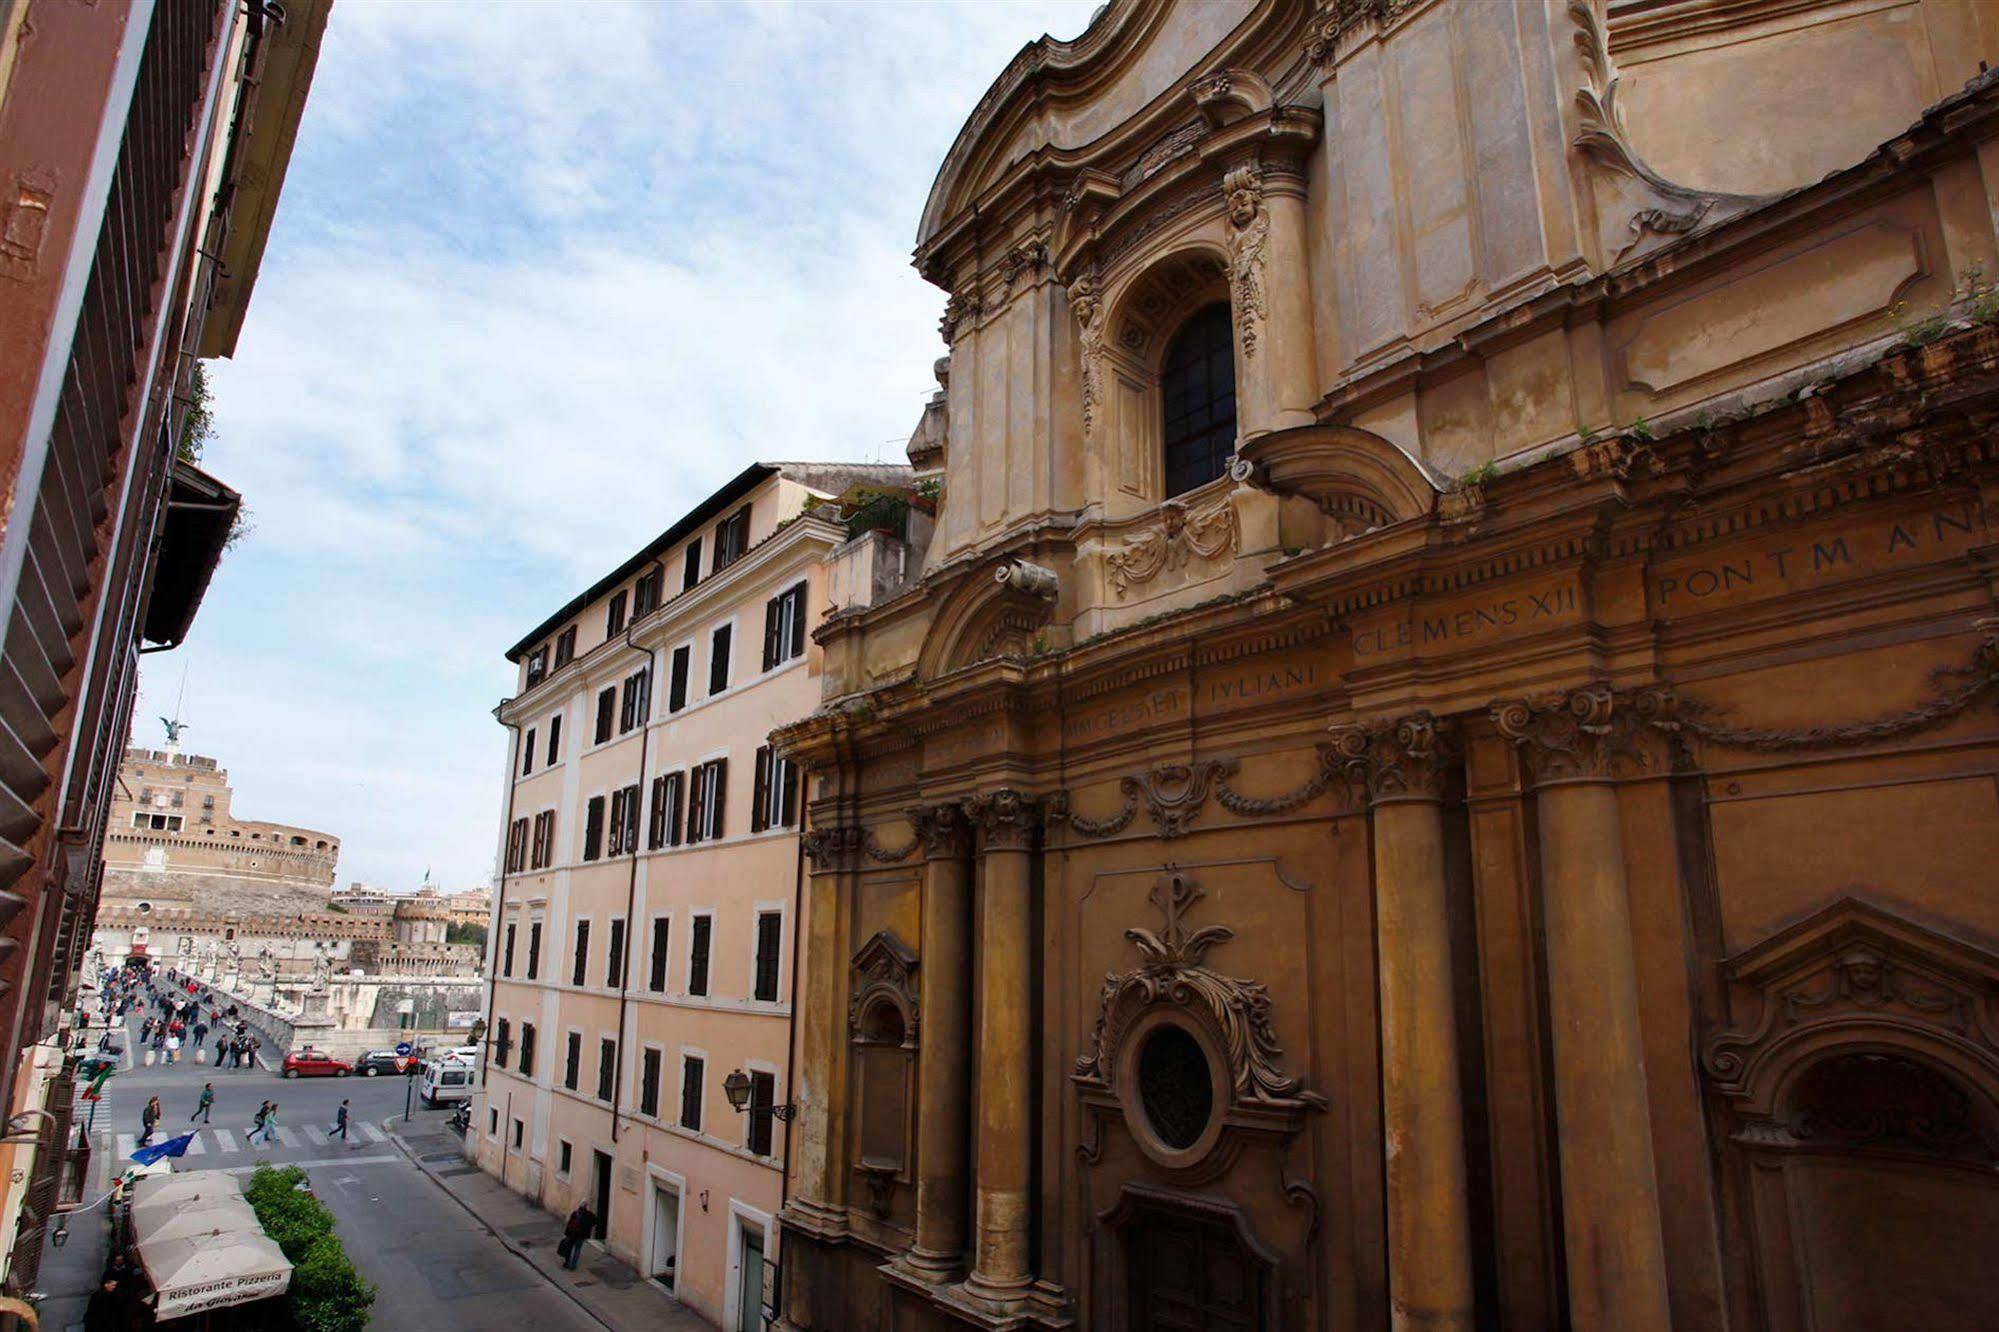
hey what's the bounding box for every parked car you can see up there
[353,1050,414,1077]
[418,1053,477,1107]
[281,1048,352,1079]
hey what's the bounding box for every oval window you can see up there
[1137,1023,1213,1151]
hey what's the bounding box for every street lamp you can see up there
[721,1068,794,1122]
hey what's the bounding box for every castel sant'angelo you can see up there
[771,2,1999,1331]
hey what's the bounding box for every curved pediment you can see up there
[917,0,1275,251]
[916,557,1061,681]
[1236,424,1444,534]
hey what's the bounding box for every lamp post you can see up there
[722,1068,794,1143]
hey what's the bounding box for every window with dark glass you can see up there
[521,729,535,777]
[608,787,631,856]
[558,1140,572,1174]
[606,589,628,636]
[713,505,750,572]
[763,581,807,669]
[668,644,691,713]
[594,688,615,744]
[518,1023,536,1077]
[525,647,548,688]
[605,917,626,988]
[747,1070,776,1156]
[708,624,732,694]
[680,1055,704,1130]
[682,538,702,591]
[1159,302,1237,498]
[503,923,517,977]
[751,746,795,833]
[564,1031,581,1090]
[619,668,651,734]
[583,796,605,862]
[640,1049,662,1117]
[688,915,712,997]
[687,760,725,843]
[495,1018,512,1067]
[546,715,562,765]
[553,626,577,668]
[634,568,662,617]
[597,1038,616,1101]
[649,917,670,992]
[753,910,782,1002]
[572,919,591,986]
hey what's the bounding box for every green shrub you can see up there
[245,1165,376,1331]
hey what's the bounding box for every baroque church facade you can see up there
[776,1,1999,1329]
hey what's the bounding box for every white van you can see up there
[417,1052,477,1107]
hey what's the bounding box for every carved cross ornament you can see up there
[1074,871,1322,1110]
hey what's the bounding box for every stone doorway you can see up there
[1111,1193,1271,1332]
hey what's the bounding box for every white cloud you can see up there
[147,0,1101,890]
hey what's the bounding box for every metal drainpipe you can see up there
[609,561,663,1147]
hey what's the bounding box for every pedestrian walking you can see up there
[561,1203,595,1271]
[138,1096,160,1148]
[84,1277,125,1332]
[190,1084,213,1124]
[330,1099,349,1141]
[164,1032,179,1065]
[247,1101,270,1146]
[214,1038,227,1067]
[138,1017,153,1045]
[193,1021,207,1048]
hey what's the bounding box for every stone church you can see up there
[776,1,1999,1328]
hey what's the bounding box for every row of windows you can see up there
[488,1027,778,1158]
[501,907,784,1003]
[521,580,809,785]
[520,503,759,691]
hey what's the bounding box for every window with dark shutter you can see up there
[521,729,536,777]
[564,1032,581,1090]
[527,922,542,980]
[503,923,517,977]
[607,789,627,856]
[686,760,725,841]
[668,645,690,713]
[748,1070,776,1156]
[682,538,702,591]
[647,775,668,850]
[583,796,605,862]
[649,918,669,991]
[714,505,750,572]
[751,746,771,833]
[554,626,576,667]
[763,596,781,671]
[788,583,807,659]
[519,1023,536,1077]
[606,918,626,988]
[640,1049,662,1116]
[606,590,628,636]
[573,919,591,987]
[754,911,782,1002]
[594,688,615,744]
[688,915,712,997]
[495,1019,511,1067]
[764,582,807,670]
[546,715,562,765]
[680,1056,704,1130]
[781,755,799,827]
[686,767,708,845]
[709,624,732,694]
[619,682,636,733]
[597,1038,616,1101]
[665,772,685,845]
[526,649,548,688]
[634,569,661,617]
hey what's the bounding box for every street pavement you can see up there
[40,1004,608,1332]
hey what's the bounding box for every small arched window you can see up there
[1160,302,1237,498]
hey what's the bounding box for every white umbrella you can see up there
[129,1170,292,1319]
[131,1195,258,1246]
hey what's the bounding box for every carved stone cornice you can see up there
[907,803,972,860]
[1304,0,1411,67]
[801,825,865,872]
[1489,683,1681,786]
[962,789,1044,851]
[1330,711,1457,803]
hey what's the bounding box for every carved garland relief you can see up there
[1103,495,1240,598]
[1051,748,1345,842]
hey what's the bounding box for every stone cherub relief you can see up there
[1221,160,1270,359]
[1103,494,1240,599]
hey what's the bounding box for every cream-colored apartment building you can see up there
[476,461,911,1330]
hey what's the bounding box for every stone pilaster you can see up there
[897,802,976,1284]
[953,790,1042,1313]
[1333,713,1476,1332]
[1491,684,1676,1332]
[786,824,864,1240]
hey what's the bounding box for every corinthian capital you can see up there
[906,802,972,860]
[801,824,864,872]
[1331,711,1456,803]
[1489,683,1680,786]
[961,789,1043,851]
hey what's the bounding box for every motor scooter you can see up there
[449,1100,471,1134]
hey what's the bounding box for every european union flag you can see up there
[130,1132,194,1166]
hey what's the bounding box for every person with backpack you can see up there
[247,1101,271,1146]
[560,1203,595,1271]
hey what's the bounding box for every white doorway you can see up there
[724,1200,774,1332]
[648,1178,680,1291]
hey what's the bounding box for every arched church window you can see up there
[1160,303,1237,498]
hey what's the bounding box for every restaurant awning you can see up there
[130,1171,292,1320]
[142,461,242,651]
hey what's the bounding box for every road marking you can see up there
[217,1154,400,1174]
[183,1135,205,1156]
[211,1129,238,1153]
[356,1123,385,1143]
[304,1126,327,1145]
[270,1127,297,1147]
[114,1134,135,1158]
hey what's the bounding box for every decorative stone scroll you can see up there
[961,789,1043,850]
[1104,496,1239,598]
[802,825,864,872]
[1069,273,1106,441]
[1330,711,1455,802]
[1222,161,1270,359]
[1075,873,1323,1174]
[907,802,972,860]
[1490,683,1681,784]
[1304,0,1412,65]
[1052,751,1343,842]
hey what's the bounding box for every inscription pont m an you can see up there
[1656,506,1979,611]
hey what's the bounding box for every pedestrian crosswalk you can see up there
[107,1121,386,1161]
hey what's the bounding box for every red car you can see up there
[281,1048,352,1079]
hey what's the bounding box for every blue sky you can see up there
[140,0,1101,892]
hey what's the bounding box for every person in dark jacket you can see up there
[561,1204,595,1270]
[138,1096,160,1147]
[84,1277,125,1332]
